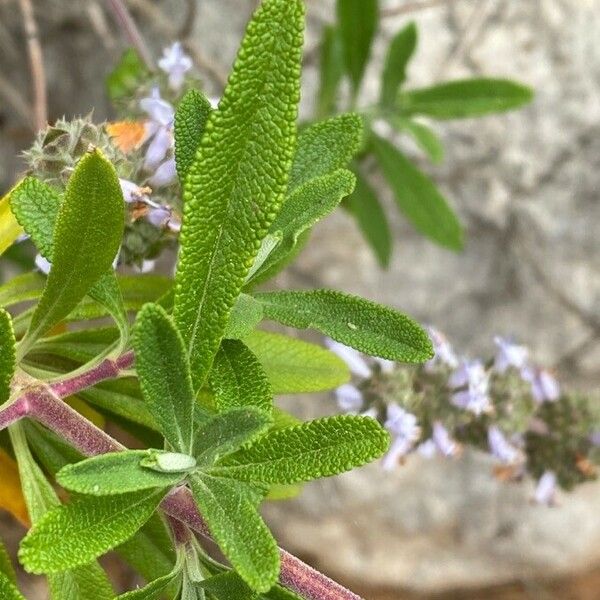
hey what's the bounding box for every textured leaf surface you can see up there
[20,489,166,574]
[255,290,433,363]
[347,168,392,268]
[174,0,304,390]
[10,176,128,345]
[0,272,45,307]
[380,21,417,107]
[0,309,15,405]
[224,294,263,339]
[20,151,124,354]
[0,574,25,600]
[116,569,180,599]
[134,303,196,453]
[194,408,271,465]
[212,415,389,484]
[0,539,16,583]
[399,78,534,119]
[174,89,212,182]
[316,24,344,119]
[371,134,463,251]
[252,170,355,280]
[190,474,279,592]
[57,451,185,495]
[392,117,444,164]
[209,339,272,414]
[243,330,349,394]
[287,114,362,193]
[199,572,258,599]
[336,0,378,94]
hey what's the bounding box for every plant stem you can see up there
[0,351,365,600]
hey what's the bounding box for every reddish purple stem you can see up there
[0,350,364,600]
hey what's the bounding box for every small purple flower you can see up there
[522,366,560,403]
[449,359,492,415]
[140,87,175,126]
[324,338,371,379]
[147,205,172,228]
[119,179,151,204]
[140,88,175,172]
[335,383,363,414]
[35,254,51,275]
[417,439,437,459]
[533,470,557,506]
[148,157,177,188]
[425,326,458,370]
[382,404,421,470]
[494,336,529,373]
[432,421,460,457]
[144,126,173,171]
[488,426,522,465]
[589,431,600,446]
[158,42,193,91]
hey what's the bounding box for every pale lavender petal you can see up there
[590,431,600,446]
[147,206,171,228]
[35,254,51,275]
[488,426,522,464]
[432,422,459,457]
[158,42,193,91]
[417,439,437,458]
[140,87,174,126]
[522,366,560,403]
[148,158,177,188]
[335,384,363,413]
[144,127,173,171]
[494,336,529,373]
[533,471,557,506]
[382,436,413,471]
[324,338,371,379]
[384,404,420,441]
[425,326,458,370]
[361,407,379,420]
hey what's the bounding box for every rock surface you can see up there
[1,0,600,594]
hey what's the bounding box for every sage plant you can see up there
[0,1,436,599]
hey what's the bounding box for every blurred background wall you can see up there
[1,1,599,598]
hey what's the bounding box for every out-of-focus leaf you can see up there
[224,294,263,339]
[391,117,444,164]
[398,78,534,119]
[371,133,463,250]
[106,49,149,101]
[380,21,417,107]
[316,25,344,119]
[347,168,392,267]
[0,309,15,405]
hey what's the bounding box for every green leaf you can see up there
[316,24,344,119]
[391,116,444,164]
[193,407,271,465]
[0,309,15,405]
[251,170,356,281]
[19,488,167,574]
[57,450,186,496]
[288,114,362,193]
[224,294,264,339]
[199,572,258,599]
[174,0,304,390]
[9,424,114,599]
[209,339,273,415]
[134,303,196,453]
[190,474,279,593]
[380,21,417,107]
[243,330,349,394]
[398,78,534,119]
[212,415,389,484]
[0,272,45,307]
[254,290,433,363]
[106,48,149,101]
[10,176,128,349]
[346,168,392,268]
[336,0,378,96]
[371,133,463,250]
[116,569,181,599]
[0,573,25,600]
[0,539,16,583]
[19,151,124,356]
[175,89,213,183]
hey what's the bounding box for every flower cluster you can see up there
[330,329,600,505]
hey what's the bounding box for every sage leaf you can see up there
[198,572,258,599]
[288,114,362,193]
[19,488,167,574]
[174,89,212,183]
[224,294,264,339]
[19,151,124,355]
[391,117,444,164]
[399,78,534,119]
[209,339,272,415]
[316,24,344,119]
[336,0,378,96]
[174,0,304,390]
[0,574,25,600]
[347,168,392,268]
[133,303,196,453]
[57,450,186,495]
[0,309,15,405]
[190,474,279,593]
[0,272,45,308]
[243,330,350,394]
[371,134,463,251]
[380,21,417,107]
[212,415,389,484]
[254,289,433,363]
[193,407,272,465]
[0,539,16,583]
[116,568,181,599]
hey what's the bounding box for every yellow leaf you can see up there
[0,187,24,257]
[0,449,29,527]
